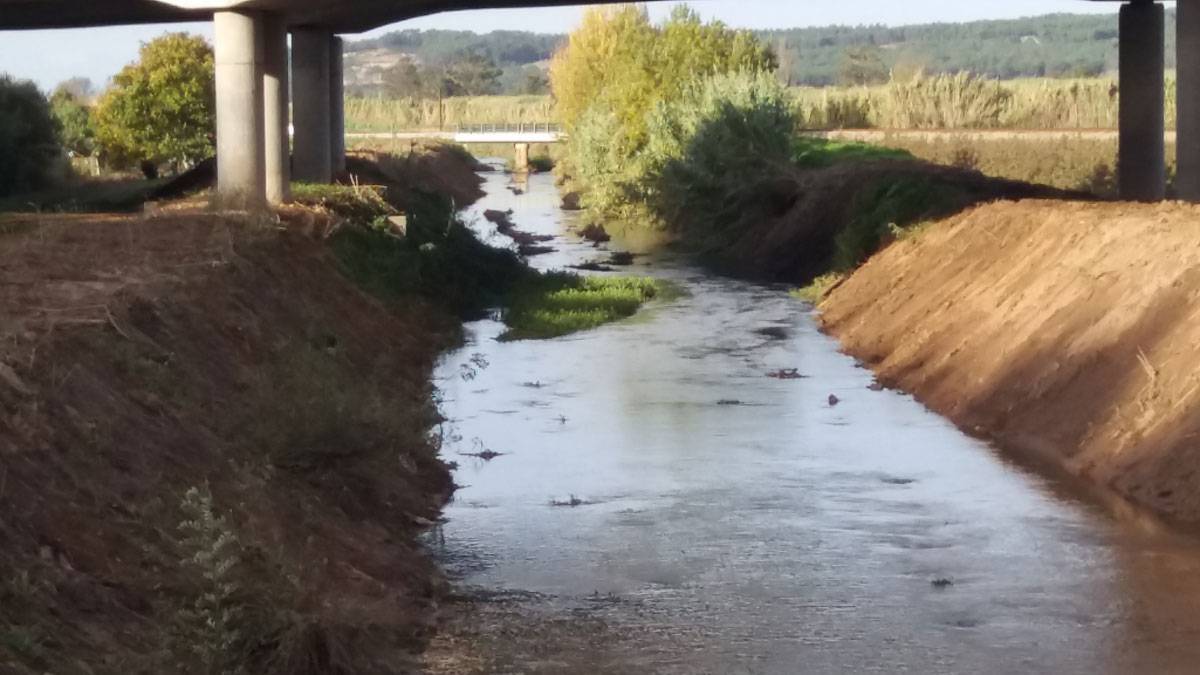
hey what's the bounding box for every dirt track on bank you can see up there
[819,199,1200,525]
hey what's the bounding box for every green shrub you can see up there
[325,187,530,315]
[643,71,797,233]
[0,76,62,196]
[49,89,94,157]
[553,6,776,226]
[833,176,968,270]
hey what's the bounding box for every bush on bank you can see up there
[296,158,663,337]
[641,71,796,237]
[553,7,781,228]
[0,76,62,196]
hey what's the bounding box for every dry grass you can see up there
[345,95,555,132]
[793,74,1177,131]
[863,133,1177,197]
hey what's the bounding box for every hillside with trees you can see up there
[346,10,1171,96]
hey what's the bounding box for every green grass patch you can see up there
[501,273,671,340]
[833,176,968,271]
[310,158,665,339]
[327,189,529,316]
[791,272,846,304]
[792,137,913,169]
[292,182,395,225]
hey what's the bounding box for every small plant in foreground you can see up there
[792,273,846,304]
[174,485,244,675]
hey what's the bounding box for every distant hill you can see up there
[763,11,1177,85]
[344,29,561,95]
[345,12,1176,94]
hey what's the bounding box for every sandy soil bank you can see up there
[0,144,489,673]
[819,199,1200,525]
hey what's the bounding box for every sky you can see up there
[0,0,1146,91]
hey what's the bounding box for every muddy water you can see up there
[427,168,1200,674]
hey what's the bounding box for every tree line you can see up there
[0,33,214,196]
[349,10,1170,97]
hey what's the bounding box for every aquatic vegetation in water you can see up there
[501,274,673,341]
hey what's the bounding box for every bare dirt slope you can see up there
[819,199,1200,525]
[0,211,458,673]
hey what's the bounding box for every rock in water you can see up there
[828,394,840,407]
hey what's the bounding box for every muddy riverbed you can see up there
[421,168,1200,674]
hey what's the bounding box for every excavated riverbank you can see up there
[819,199,1200,526]
[0,147,488,674]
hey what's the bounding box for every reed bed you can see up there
[344,95,555,132]
[793,73,1178,131]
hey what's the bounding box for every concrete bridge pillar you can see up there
[214,10,266,208]
[262,13,290,204]
[1178,1,1200,201]
[1118,0,1166,201]
[292,27,332,183]
[330,37,346,176]
[514,142,530,172]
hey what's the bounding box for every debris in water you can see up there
[607,251,635,266]
[882,477,916,485]
[828,394,840,406]
[569,262,616,272]
[717,399,744,406]
[519,244,556,257]
[484,209,554,247]
[767,368,807,380]
[522,381,546,389]
[460,450,505,461]
[557,415,568,424]
[579,223,611,244]
[755,326,790,340]
[931,578,954,589]
[550,494,590,507]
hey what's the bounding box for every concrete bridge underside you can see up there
[1,0,1197,205]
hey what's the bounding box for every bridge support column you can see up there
[262,12,290,204]
[292,27,332,183]
[214,10,266,208]
[1178,1,1200,201]
[330,37,346,176]
[513,142,530,172]
[1118,0,1165,201]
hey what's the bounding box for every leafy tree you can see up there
[50,87,94,156]
[383,58,425,98]
[93,33,215,172]
[522,69,550,95]
[445,53,503,95]
[839,46,889,86]
[0,76,62,195]
[550,5,774,142]
[384,53,503,99]
[553,6,779,224]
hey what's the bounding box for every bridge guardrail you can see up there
[454,123,563,134]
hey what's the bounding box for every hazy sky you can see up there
[0,0,1146,90]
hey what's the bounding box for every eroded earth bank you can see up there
[820,199,1200,526]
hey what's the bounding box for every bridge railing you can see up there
[454,123,563,134]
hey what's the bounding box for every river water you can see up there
[426,168,1200,674]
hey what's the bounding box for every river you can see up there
[422,167,1200,674]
